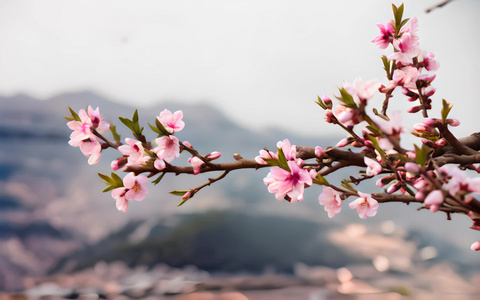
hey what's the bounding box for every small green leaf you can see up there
[102,186,115,193]
[98,173,114,185]
[414,144,431,166]
[313,173,329,185]
[110,123,121,145]
[149,123,165,136]
[399,18,410,29]
[395,4,404,28]
[132,109,139,123]
[316,95,327,110]
[441,99,453,122]
[335,88,356,107]
[381,56,392,78]
[119,116,133,131]
[152,173,166,185]
[111,172,124,187]
[68,107,81,122]
[155,118,172,136]
[169,190,189,196]
[276,148,290,171]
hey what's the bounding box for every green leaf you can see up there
[335,87,356,107]
[169,190,189,196]
[441,99,453,122]
[132,109,139,123]
[98,173,114,185]
[111,172,124,187]
[313,173,329,185]
[395,3,404,28]
[155,118,172,136]
[152,173,166,185]
[149,123,165,136]
[399,18,410,29]
[316,95,327,110]
[341,180,357,193]
[119,116,134,131]
[414,144,430,166]
[67,107,81,122]
[110,123,121,145]
[381,56,392,78]
[102,186,116,193]
[276,148,290,171]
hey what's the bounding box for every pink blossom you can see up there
[118,138,150,166]
[333,105,360,127]
[188,156,205,174]
[343,78,380,104]
[390,33,420,64]
[87,106,110,133]
[277,139,297,161]
[315,146,324,158]
[391,66,420,89]
[374,110,404,135]
[364,157,382,176]
[79,137,102,165]
[67,109,94,147]
[400,17,419,38]
[112,187,128,212]
[318,187,342,218]
[446,119,460,127]
[157,109,185,134]
[372,21,395,49]
[123,172,149,201]
[255,149,277,165]
[421,51,439,72]
[424,190,444,212]
[263,160,313,203]
[349,192,378,219]
[153,135,180,163]
[471,241,480,252]
[405,162,420,174]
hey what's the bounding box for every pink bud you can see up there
[471,241,480,251]
[434,138,447,147]
[315,146,324,158]
[406,151,416,159]
[376,178,384,187]
[207,151,222,160]
[424,190,444,212]
[183,141,193,149]
[421,139,434,147]
[405,162,420,173]
[336,138,349,148]
[446,118,460,127]
[386,182,401,194]
[182,191,192,200]
[407,106,421,113]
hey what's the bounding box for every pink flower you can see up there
[374,110,404,135]
[333,105,360,127]
[372,21,395,49]
[263,160,313,203]
[424,190,444,212]
[123,172,149,201]
[364,157,382,176]
[421,51,439,72]
[79,137,102,165]
[188,156,205,174]
[349,192,378,219]
[112,187,128,212]
[318,187,342,218]
[255,149,277,165]
[87,106,110,133]
[118,138,150,166]
[277,139,297,161]
[157,109,185,134]
[390,33,420,64]
[343,78,380,104]
[391,66,420,89]
[153,135,180,163]
[67,109,94,147]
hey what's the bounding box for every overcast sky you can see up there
[1,0,479,138]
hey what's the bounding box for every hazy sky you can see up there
[1,0,479,138]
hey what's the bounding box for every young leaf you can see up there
[276,147,290,171]
[155,118,172,136]
[152,173,166,185]
[170,190,189,196]
[119,116,134,131]
[441,99,453,122]
[414,144,431,166]
[67,107,81,122]
[111,172,124,187]
[335,87,356,107]
[110,123,121,145]
[149,123,165,136]
[395,3,404,28]
[316,95,327,110]
[102,185,116,193]
[313,173,329,186]
[98,173,114,186]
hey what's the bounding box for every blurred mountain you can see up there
[0,91,479,292]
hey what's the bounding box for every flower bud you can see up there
[434,138,447,147]
[111,157,128,171]
[424,190,444,212]
[207,151,222,160]
[405,162,420,174]
[386,182,401,194]
[446,118,460,127]
[407,106,421,113]
[336,138,349,148]
[315,146,324,158]
[471,241,480,252]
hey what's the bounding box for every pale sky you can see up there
[1,0,479,138]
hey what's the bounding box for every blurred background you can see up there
[1,0,480,298]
